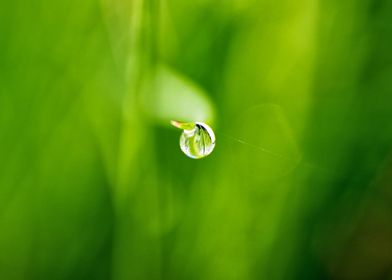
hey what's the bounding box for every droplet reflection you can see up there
[171,120,216,159]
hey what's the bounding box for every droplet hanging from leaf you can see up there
[171,120,216,159]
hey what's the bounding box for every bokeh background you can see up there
[1,0,392,279]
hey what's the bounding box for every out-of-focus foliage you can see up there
[1,0,392,279]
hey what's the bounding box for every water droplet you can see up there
[171,120,216,159]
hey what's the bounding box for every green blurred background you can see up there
[1,0,392,279]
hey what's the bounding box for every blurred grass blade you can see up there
[142,65,216,125]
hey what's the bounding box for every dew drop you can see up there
[171,120,216,159]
